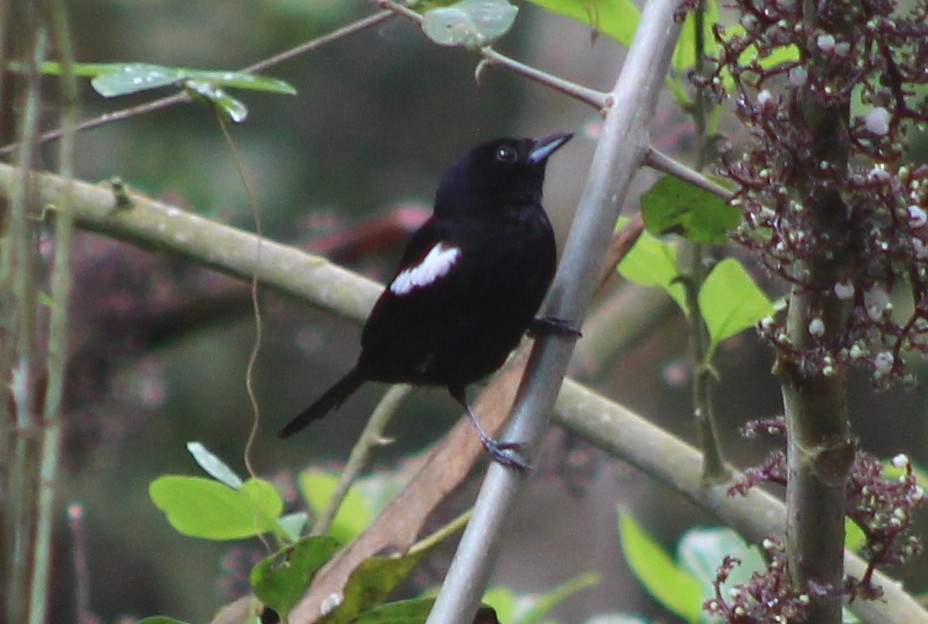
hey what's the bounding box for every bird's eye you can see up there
[495,146,517,162]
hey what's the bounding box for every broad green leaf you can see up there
[422,0,518,48]
[640,176,739,245]
[617,510,703,624]
[251,536,340,616]
[525,0,639,47]
[38,61,295,97]
[617,230,687,313]
[186,441,242,488]
[698,258,774,360]
[149,475,283,540]
[299,468,373,543]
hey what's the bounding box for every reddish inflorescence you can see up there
[700,0,928,384]
[728,419,924,605]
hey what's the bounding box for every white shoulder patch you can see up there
[389,243,460,296]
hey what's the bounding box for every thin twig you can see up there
[30,2,79,623]
[0,10,395,157]
[424,0,685,620]
[374,0,610,110]
[311,385,412,537]
[644,145,732,199]
[7,16,46,624]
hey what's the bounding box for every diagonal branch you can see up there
[0,164,924,623]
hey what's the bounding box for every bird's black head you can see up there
[434,132,572,216]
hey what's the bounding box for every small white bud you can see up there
[788,65,807,87]
[864,107,891,136]
[834,281,855,299]
[809,318,826,336]
[868,166,891,183]
[864,285,890,321]
[914,238,928,259]
[892,453,909,468]
[874,351,894,374]
[817,33,836,52]
[757,89,774,107]
[907,205,927,228]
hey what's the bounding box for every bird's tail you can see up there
[279,367,366,438]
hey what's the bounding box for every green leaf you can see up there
[525,0,640,47]
[38,61,296,97]
[186,441,243,488]
[299,468,373,543]
[319,513,467,624]
[251,536,341,616]
[617,230,687,313]
[353,598,436,624]
[676,526,766,600]
[278,512,309,543]
[512,572,600,624]
[149,475,283,540]
[846,517,866,551]
[185,80,249,123]
[318,550,431,624]
[640,175,740,245]
[617,510,703,624]
[698,258,774,360]
[422,0,518,48]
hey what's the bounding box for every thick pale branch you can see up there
[1,166,925,624]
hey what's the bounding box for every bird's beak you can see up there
[529,132,573,164]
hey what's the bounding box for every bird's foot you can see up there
[483,438,531,471]
[529,316,582,338]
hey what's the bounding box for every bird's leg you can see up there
[528,316,582,338]
[448,386,530,471]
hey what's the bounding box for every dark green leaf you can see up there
[617,510,703,624]
[698,258,773,360]
[641,175,739,244]
[251,536,341,616]
[353,598,435,624]
[318,550,430,624]
[422,0,518,48]
[149,475,283,540]
[525,0,639,46]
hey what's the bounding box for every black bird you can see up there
[280,132,574,469]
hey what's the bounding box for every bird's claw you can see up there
[484,439,532,471]
[529,316,582,338]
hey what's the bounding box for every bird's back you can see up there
[359,207,555,387]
